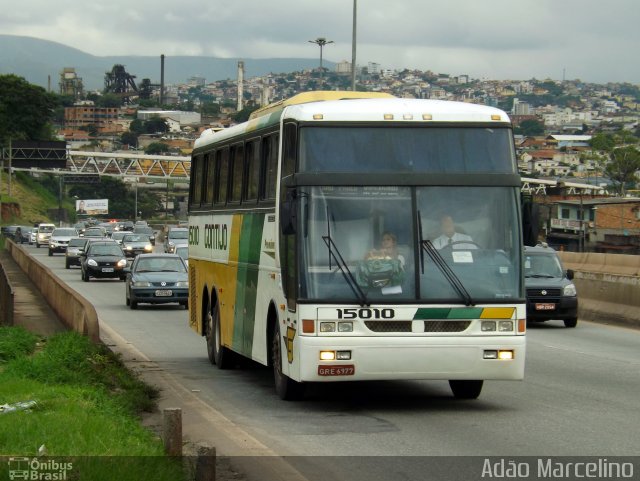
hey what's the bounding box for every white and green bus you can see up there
[187,91,526,400]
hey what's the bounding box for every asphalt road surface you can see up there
[32,245,640,480]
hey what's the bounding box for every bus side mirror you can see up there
[280,189,297,236]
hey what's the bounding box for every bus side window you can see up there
[261,134,278,201]
[282,123,297,178]
[245,139,260,203]
[229,143,244,203]
[204,152,216,206]
[189,154,203,207]
[215,148,229,206]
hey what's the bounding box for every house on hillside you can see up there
[545,198,640,253]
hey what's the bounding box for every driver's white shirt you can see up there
[432,232,476,250]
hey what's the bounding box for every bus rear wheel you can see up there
[272,323,305,400]
[449,380,483,399]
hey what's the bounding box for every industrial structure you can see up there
[59,68,84,99]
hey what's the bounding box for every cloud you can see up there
[0,0,638,83]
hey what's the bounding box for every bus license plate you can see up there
[318,365,355,376]
[155,289,173,297]
[535,303,556,310]
[102,267,114,272]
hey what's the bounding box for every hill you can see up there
[0,35,333,90]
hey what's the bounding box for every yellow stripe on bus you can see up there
[480,307,516,319]
[219,214,243,349]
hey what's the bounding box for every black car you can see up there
[80,240,128,282]
[524,245,578,328]
[124,253,189,309]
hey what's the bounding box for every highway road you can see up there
[30,244,640,480]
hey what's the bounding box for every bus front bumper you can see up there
[295,335,526,382]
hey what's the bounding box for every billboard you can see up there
[76,199,109,215]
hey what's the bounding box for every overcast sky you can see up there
[1,0,638,84]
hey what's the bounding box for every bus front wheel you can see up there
[272,323,305,400]
[449,380,483,399]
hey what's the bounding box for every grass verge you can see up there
[0,327,185,480]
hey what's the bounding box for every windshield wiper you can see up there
[322,209,368,306]
[418,212,474,306]
[322,235,369,307]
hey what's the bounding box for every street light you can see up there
[308,37,334,89]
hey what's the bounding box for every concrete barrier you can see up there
[559,251,640,328]
[6,240,100,342]
[0,258,14,326]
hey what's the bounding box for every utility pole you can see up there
[351,0,357,91]
[8,138,12,197]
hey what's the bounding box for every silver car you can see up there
[49,227,79,256]
[164,227,189,254]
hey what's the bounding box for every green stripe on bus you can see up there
[233,213,265,355]
[413,307,484,320]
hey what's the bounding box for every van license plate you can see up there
[535,303,555,310]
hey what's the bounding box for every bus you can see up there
[187,91,526,400]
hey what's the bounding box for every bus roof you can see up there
[248,90,395,120]
[193,91,511,151]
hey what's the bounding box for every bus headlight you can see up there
[338,322,353,332]
[481,321,496,332]
[320,322,336,332]
[498,321,514,332]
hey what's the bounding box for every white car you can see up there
[35,223,56,248]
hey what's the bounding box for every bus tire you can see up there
[449,380,483,399]
[211,303,233,369]
[272,322,305,400]
[205,307,216,365]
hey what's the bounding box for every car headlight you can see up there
[125,245,132,250]
[563,283,577,297]
[117,259,127,267]
[144,245,152,251]
[175,281,189,288]
[132,280,152,287]
[88,259,98,266]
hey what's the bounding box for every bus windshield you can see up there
[299,126,516,173]
[298,185,521,303]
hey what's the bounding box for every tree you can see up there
[0,74,60,145]
[604,146,640,195]
[144,117,168,134]
[129,119,145,135]
[590,133,616,152]
[515,119,544,136]
[120,131,139,148]
[145,142,170,155]
[95,93,123,108]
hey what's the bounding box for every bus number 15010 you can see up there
[336,308,395,319]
